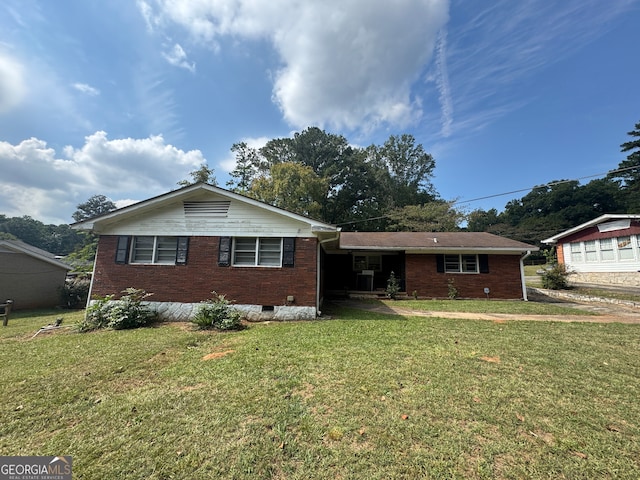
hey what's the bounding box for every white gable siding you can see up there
[100,195,316,237]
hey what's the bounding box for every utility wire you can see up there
[336,163,638,227]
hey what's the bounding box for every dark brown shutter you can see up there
[479,254,489,273]
[176,237,189,265]
[115,236,130,264]
[436,254,444,273]
[283,237,295,267]
[218,236,231,266]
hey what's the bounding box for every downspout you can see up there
[520,250,532,301]
[317,232,340,316]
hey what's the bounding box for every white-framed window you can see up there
[233,237,282,267]
[584,240,597,262]
[353,255,382,271]
[599,238,614,261]
[617,236,634,260]
[130,236,179,264]
[570,242,582,263]
[445,254,478,273]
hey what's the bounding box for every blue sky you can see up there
[0,0,638,225]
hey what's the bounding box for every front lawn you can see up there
[1,309,638,479]
[380,298,596,315]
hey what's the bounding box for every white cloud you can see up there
[138,0,450,131]
[0,51,26,113]
[72,82,100,96]
[162,43,195,72]
[0,132,206,224]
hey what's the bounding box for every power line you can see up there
[336,163,638,227]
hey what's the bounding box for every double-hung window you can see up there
[131,236,179,264]
[584,240,597,262]
[233,237,282,267]
[617,236,634,260]
[444,254,478,273]
[599,238,614,261]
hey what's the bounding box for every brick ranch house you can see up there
[542,214,640,287]
[72,183,538,321]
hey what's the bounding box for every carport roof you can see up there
[337,232,537,253]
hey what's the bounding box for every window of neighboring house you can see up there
[570,242,583,263]
[233,237,282,266]
[617,236,634,260]
[584,240,597,262]
[599,238,614,261]
[131,236,179,264]
[444,254,478,273]
[353,255,382,271]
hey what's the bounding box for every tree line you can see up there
[1,121,638,260]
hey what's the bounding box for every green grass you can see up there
[1,309,639,479]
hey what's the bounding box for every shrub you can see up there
[447,278,458,299]
[78,288,157,332]
[386,271,401,300]
[59,276,91,309]
[541,263,571,290]
[192,292,243,331]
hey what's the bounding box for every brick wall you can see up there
[405,254,524,299]
[92,236,318,307]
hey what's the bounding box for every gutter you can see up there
[520,250,532,301]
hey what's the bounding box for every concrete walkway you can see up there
[329,297,640,325]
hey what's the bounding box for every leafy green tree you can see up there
[250,163,327,218]
[177,163,217,187]
[466,208,500,232]
[386,201,465,232]
[72,194,117,222]
[371,134,436,207]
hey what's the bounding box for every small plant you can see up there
[386,271,401,300]
[192,291,243,330]
[78,288,157,332]
[447,278,458,300]
[541,263,571,290]
[412,290,418,300]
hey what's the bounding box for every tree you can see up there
[371,134,436,207]
[466,208,500,232]
[608,120,640,211]
[177,163,217,187]
[386,201,465,232]
[250,163,327,218]
[226,142,261,194]
[72,195,117,222]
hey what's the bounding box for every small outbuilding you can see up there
[0,240,72,309]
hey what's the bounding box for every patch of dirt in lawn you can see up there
[202,349,235,360]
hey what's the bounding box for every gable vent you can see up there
[183,201,230,217]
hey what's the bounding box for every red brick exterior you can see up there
[92,236,318,306]
[405,254,524,299]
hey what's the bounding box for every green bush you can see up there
[58,276,91,309]
[192,292,243,330]
[541,263,571,290]
[447,278,458,299]
[386,271,400,299]
[78,288,157,332]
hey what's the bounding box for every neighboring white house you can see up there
[542,214,640,287]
